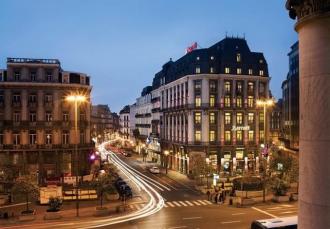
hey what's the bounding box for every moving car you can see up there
[251,216,297,229]
[149,166,160,174]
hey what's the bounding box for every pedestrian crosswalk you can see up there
[127,199,213,211]
[164,199,212,208]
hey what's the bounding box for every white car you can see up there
[149,166,160,174]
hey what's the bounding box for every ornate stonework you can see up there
[286,0,330,20]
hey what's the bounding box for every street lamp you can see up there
[164,150,169,174]
[205,158,210,188]
[65,94,87,217]
[256,98,274,203]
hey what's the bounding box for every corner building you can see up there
[0,58,93,182]
[152,37,270,175]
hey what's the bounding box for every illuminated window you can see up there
[248,130,254,142]
[46,112,52,122]
[224,96,231,107]
[210,95,215,107]
[29,130,37,145]
[195,66,201,74]
[260,112,264,123]
[209,130,216,142]
[236,97,242,108]
[13,133,20,145]
[209,112,216,124]
[248,96,254,108]
[62,130,69,144]
[259,83,265,93]
[236,130,243,142]
[248,69,253,75]
[259,130,265,142]
[194,80,201,90]
[236,53,241,62]
[248,113,254,124]
[194,112,201,124]
[259,70,264,76]
[225,112,231,125]
[248,82,254,92]
[195,130,201,141]
[225,67,230,74]
[237,82,242,93]
[209,80,216,90]
[210,67,214,73]
[237,68,242,75]
[195,96,201,107]
[225,131,231,142]
[225,81,231,93]
[236,113,243,125]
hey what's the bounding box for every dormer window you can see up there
[46,72,52,82]
[259,70,264,76]
[237,68,242,75]
[248,69,253,75]
[259,59,264,64]
[14,71,20,81]
[195,66,201,74]
[196,56,200,61]
[225,67,230,74]
[236,53,241,62]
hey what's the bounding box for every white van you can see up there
[251,216,297,229]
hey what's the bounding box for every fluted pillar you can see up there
[286,1,330,228]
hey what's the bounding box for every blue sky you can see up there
[0,0,297,112]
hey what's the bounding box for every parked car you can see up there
[149,166,160,174]
[115,180,127,189]
[119,185,133,199]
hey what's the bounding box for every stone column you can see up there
[286,1,330,228]
[187,113,194,142]
[187,78,194,105]
[202,78,208,104]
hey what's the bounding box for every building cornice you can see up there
[0,82,92,91]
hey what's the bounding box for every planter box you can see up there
[106,193,119,201]
[235,190,265,198]
[94,207,109,217]
[19,212,36,222]
[291,193,298,201]
[44,212,62,220]
[233,197,255,207]
[272,195,290,203]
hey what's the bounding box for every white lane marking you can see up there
[280,211,297,214]
[178,201,188,207]
[232,213,246,216]
[252,206,278,218]
[182,216,202,220]
[221,220,241,224]
[164,203,168,208]
[281,204,293,207]
[197,200,208,205]
[135,204,141,210]
[184,201,194,206]
[168,226,187,229]
[167,202,175,207]
[193,201,201,206]
[201,200,212,205]
[149,173,178,191]
[172,201,182,207]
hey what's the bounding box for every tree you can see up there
[132,129,140,144]
[92,174,115,208]
[11,175,39,213]
[47,197,62,212]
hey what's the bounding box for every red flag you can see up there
[186,42,198,54]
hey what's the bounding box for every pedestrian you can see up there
[206,190,211,201]
[214,193,218,204]
[219,191,223,204]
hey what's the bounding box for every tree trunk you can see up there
[26,193,29,212]
[100,191,103,208]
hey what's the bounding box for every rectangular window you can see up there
[46,112,52,122]
[236,97,242,108]
[80,112,85,121]
[236,113,243,125]
[210,67,214,73]
[259,130,265,142]
[194,112,201,124]
[13,112,20,122]
[13,94,21,103]
[46,72,52,81]
[195,130,201,142]
[46,132,52,144]
[29,94,37,103]
[236,130,243,142]
[29,130,37,145]
[248,130,254,142]
[14,71,20,81]
[45,94,53,103]
[80,131,85,144]
[237,82,243,93]
[248,69,253,75]
[248,96,254,108]
[225,81,231,93]
[63,112,69,121]
[209,80,216,90]
[209,112,216,124]
[209,95,215,107]
[237,68,242,74]
[62,131,69,144]
[248,113,254,124]
[225,112,231,125]
[0,133,3,145]
[236,53,241,62]
[194,80,201,90]
[13,133,20,145]
[195,96,201,107]
[29,112,37,122]
[260,112,265,123]
[209,130,215,142]
[195,66,201,74]
[30,72,36,81]
[225,67,230,74]
[259,70,264,76]
[259,83,265,93]
[224,96,231,107]
[248,82,254,93]
[225,131,231,143]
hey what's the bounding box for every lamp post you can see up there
[256,98,274,203]
[164,150,169,174]
[205,157,210,188]
[66,94,87,217]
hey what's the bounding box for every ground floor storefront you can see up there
[0,144,94,184]
[160,142,261,178]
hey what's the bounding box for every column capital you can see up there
[286,0,330,24]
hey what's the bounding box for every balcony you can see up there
[28,102,38,109]
[12,102,21,107]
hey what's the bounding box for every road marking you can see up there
[197,200,208,205]
[221,220,241,224]
[184,201,194,206]
[193,201,201,206]
[280,211,297,214]
[167,202,176,207]
[164,203,168,208]
[232,213,246,216]
[178,201,188,206]
[252,206,278,218]
[168,226,187,229]
[281,204,293,207]
[172,201,182,207]
[202,200,212,205]
[182,216,202,220]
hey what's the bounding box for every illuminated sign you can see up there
[231,125,250,131]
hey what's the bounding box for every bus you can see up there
[251,216,297,229]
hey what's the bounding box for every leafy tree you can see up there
[11,175,39,213]
[92,174,115,208]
